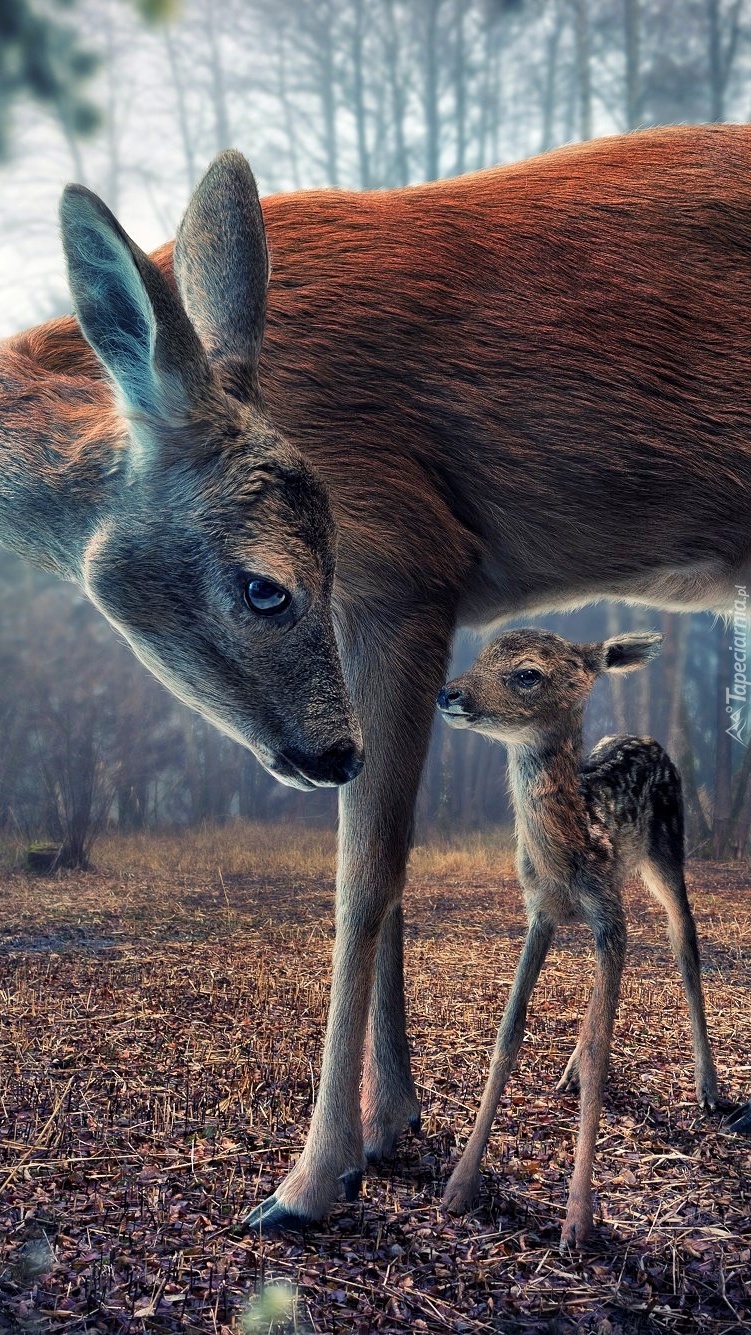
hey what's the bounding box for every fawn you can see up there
[437,628,719,1249]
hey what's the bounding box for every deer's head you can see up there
[438,628,662,745]
[60,152,362,790]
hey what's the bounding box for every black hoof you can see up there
[240,1194,314,1235]
[341,1169,362,1202]
[409,1112,422,1137]
[723,1100,751,1134]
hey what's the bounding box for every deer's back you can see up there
[582,735,684,867]
[13,124,751,619]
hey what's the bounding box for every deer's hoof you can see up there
[363,1103,421,1162]
[240,1195,313,1235]
[341,1169,362,1202]
[723,1100,751,1134]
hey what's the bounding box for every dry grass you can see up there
[93,823,518,883]
[0,828,750,1333]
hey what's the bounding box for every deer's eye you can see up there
[510,667,543,689]
[243,576,292,616]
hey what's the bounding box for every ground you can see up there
[0,827,750,1334]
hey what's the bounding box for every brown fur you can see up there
[439,629,718,1248]
[0,126,748,1231]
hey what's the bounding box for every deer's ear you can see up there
[60,184,211,437]
[601,631,663,674]
[174,150,269,402]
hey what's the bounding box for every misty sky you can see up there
[0,0,634,338]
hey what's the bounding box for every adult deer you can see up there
[0,125,749,1239]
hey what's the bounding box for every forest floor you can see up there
[0,827,750,1334]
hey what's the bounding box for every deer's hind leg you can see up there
[562,891,627,1250]
[362,899,422,1161]
[640,849,718,1112]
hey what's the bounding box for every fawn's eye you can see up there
[243,576,292,616]
[510,667,543,689]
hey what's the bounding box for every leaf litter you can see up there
[0,843,749,1333]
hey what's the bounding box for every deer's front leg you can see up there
[561,900,627,1251]
[443,912,555,1214]
[244,609,453,1231]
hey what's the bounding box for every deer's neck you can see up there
[0,343,124,581]
[507,716,588,874]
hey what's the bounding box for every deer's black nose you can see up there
[318,739,364,785]
[437,686,465,710]
[282,739,364,787]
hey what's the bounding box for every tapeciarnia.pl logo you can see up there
[727,585,749,746]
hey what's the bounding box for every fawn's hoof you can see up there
[560,1210,593,1253]
[697,1068,719,1113]
[556,1054,581,1095]
[241,1195,313,1235]
[442,1168,481,1215]
[723,1100,751,1133]
[556,1070,581,1096]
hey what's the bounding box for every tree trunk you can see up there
[677,695,712,851]
[276,24,301,190]
[606,604,629,734]
[712,617,733,857]
[706,0,743,124]
[540,2,564,152]
[454,0,467,174]
[572,0,592,141]
[623,0,640,128]
[319,0,339,186]
[424,0,441,180]
[206,0,231,152]
[352,0,371,188]
[666,616,688,760]
[384,0,409,185]
[707,0,724,121]
[164,26,197,190]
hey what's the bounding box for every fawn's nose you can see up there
[437,686,466,711]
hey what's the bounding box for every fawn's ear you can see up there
[600,631,663,674]
[174,150,269,402]
[60,184,212,449]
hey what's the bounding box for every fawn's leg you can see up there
[362,900,422,1159]
[244,607,453,1231]
[557,1036,585,1095]
[640,859,718,1109]
[442,912,555,1214]
[562,896,627,1250]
